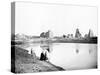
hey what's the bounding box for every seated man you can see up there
[40,51,48,61]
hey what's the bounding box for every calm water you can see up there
[50,43,97,70]
[21,43,97,70]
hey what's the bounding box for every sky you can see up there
[15,2,98,37]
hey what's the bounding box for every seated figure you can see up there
[40,51,48,61]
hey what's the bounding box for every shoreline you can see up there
[11,37,97,45]
[11,46,64,73]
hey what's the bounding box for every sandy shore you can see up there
[11,46,64,73]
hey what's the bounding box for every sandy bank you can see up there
[11,46,64,73]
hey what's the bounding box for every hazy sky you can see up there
[15,2,98,36]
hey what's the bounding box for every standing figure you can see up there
[31,48,36,61]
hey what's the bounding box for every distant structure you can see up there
[40,30,53,38]
[67,34,73,38]
[40,32,45,38]
[75,28,82,38]
[88,29,94,38]
[63,34,66,38]
[48,30,53,38]
[84,29,94,38]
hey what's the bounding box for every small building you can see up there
[40,30,53,38]
[75,28,82,38]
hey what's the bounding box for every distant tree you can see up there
[71,34,73,38]
[84,34,88,38]
[63,35,66,38]
[67,34,70,38]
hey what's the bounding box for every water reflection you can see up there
[75,44,80,54]
[40,42,53,52]
[21,42,97,69]
[50,43,97,69]
[76,49,79,54]
[40,43,53,60]
[89,49,92,54]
